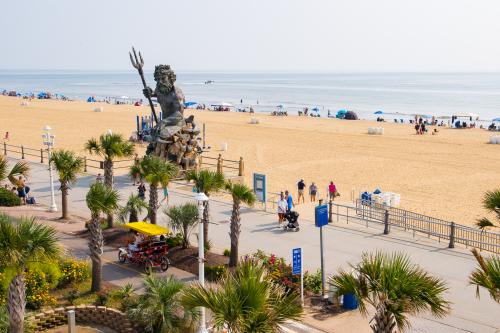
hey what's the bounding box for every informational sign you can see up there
[253,173,267,203]
[315,204,329,227]
[292,248,302,275]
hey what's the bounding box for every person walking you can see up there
[161,185,169,205]
[138,181,146,201]
[297,179,305,204]
[277,192,287,226]
[309,182,318,202]
[285,190,293,211]
[328,181,337,201]
[16,176,27,205]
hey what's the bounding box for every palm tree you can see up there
[329,251,449,333]
[182,259,302,333]
[86,183,120,292]
[469,248,500,302]
[0,214,59,333]
[476,189,500,229]
[164,203,199,249]
[139,156,178,224]
[119,194,149,223]
[185,170,225,244]
[50,149,84,219]
[128,275,198,333]
[225,181,256,267]
[85,133,135,228]
[0,155,30,186]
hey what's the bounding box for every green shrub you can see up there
[223,249,231,257]
[205,265,227,282]
[28,261,61,289]
[165,233,183,248]
[95,289,111,306]
[0,305,8,333]
[0,187,21,207]
[25,268,56,310]
[58,259,90,287]
[304,269,322,295]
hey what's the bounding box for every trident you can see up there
[129,46,159,124]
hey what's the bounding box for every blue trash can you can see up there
[342,293,358,310]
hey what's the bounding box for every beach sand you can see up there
[0,96,498,226]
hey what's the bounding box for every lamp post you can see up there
[195,191,209,333]
[42,125,57,212]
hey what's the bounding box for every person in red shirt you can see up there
[328,181,337,201]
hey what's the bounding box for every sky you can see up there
[2,0,500,72]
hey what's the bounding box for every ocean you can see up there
[1,70,499,120]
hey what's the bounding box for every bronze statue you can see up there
[130,47,202,169]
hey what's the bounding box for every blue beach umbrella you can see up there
[492,117,500,122]
[374,110,383,114]
[312,107,320,112]
[184,101,197,107]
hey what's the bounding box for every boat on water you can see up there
[204,80,214,84]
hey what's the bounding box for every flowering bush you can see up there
[25,269,55,309]
[249,251,300,293]
[58,259,90,287]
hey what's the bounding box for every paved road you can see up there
[13,158,500,333]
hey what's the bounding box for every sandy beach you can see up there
[0,95,498,227]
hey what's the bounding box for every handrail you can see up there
[329,200,500,254]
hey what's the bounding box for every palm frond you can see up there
[86,183,120,216]
[141,156,178,187]
[185,169,225,195]
[7,161,30,186]
[50,149,84,184]
[0,156,7,183]
[84,137,102,156]
[329,251,449,331]
[476,218,495,230]
[469,249,500,302]
[0,214,60,271]
[226,181,256,206]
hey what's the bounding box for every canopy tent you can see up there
[123,222,171,236]
[374,110,384,115]
[184,101,198,107]
[211,102,233,107]
[452,113,479,120]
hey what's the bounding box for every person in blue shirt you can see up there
[285,190,293,211]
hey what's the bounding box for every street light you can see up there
[195,191,208,333]
[42,125,57,212]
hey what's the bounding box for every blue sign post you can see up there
[292,248,304,305]
[253,173,267,210]
[315,203,328,298]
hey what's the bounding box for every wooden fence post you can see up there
[3,142,6,155]
[328,199,333,223]
[217,154,223,174]
[84,157,87,172]
[21,145,25,159]
[198,155,203,170]
[40,149,44,163]
[238,157,244,177]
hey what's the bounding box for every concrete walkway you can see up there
[8,158,500,333]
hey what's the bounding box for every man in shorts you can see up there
[297,179,305,204]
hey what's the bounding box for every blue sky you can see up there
[2,0,500,71]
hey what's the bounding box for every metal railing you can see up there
[329,199,500,254]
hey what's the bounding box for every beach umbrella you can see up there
[492,117,500,122]
[312,107,320,112]
[184,101,198,107]
[374,110,383,114]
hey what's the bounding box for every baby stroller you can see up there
[283,210,300,232]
